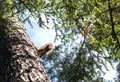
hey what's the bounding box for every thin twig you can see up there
[19,0,32,13]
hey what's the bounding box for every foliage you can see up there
[2,0,120,81]
[44,0,120,81]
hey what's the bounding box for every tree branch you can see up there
[108,0,120,48]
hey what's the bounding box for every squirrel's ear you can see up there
[40,43,53,49]
[38,43,53,57]
[47,43,53,49]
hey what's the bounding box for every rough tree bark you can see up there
[0,16,51,82]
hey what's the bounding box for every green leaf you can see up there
[96,18,103,25]
[116,50,120,58]
[68,34,73,39]
[7,0,13,5]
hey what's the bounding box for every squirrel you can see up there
[34,43,53,58]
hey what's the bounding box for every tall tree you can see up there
[0,0,50,82]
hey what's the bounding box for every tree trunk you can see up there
[0,16,51,82]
